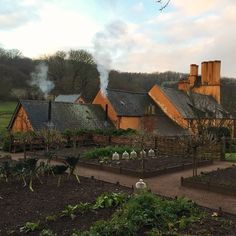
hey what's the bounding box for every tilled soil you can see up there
[82,156,207,171]
[190,165,236,188]
[0,176,132,235]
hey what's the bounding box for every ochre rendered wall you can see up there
[192,86,221,104]
[119,117,141,130]
[148,85,188,129]
[11,106,33,132]
[93,90,119,127]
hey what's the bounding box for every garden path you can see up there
[75,161,236,215]
[3,152,236,215]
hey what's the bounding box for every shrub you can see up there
[81,192,201,236]
[2,133,11,152]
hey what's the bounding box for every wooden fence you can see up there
[9,133,225,160]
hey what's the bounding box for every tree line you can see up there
[0,47,235,116]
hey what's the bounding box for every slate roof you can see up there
[159,87,231,119]
[154,106,189,136]
[9,100,113,132]
[106,89,155,116]
[55,94,81,103]
[106,89,188,136]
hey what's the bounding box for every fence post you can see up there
[221,137,226,160]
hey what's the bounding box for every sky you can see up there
[1,0,236,77]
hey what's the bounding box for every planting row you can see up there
[181,165,236,196]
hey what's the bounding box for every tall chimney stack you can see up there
[189,64,198,87]
[207,61,214,84]
[201,62,208,85]
[212,60,221,85]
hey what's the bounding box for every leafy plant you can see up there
[77,202,92,214]
[39,229,57,236]
[45,215,57,222]
[0,160,12,182]
[51,165,68,187]
[24,158,41,191]
[60,204,79,220]
[93,192,127,209]
[81,191,201,236]
[64,155,80,183]
[20,221,40,233]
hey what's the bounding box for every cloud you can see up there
[1,0,236,77]
[0,0,43,30]
[0,2,100,57]
[132,2,144,13]
[109,1,236,77]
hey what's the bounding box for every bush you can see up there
[81,192,201,236]
[2,133,11,152]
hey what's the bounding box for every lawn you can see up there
[0,101,17,133]
[225,153,236,162]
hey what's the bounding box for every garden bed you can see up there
[78,156,213,178]
[181,165,236,196]
[0,175,132,236]
[1,175,236,235]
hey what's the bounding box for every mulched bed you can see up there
[180,212,236,236]
[82,156,209,171]
[1,174,236,235]
[0,176,132,235]
[78,156,212,178]
[181,165,236,196]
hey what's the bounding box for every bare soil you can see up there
[0,175,132,235]
[186,165,236,189]
[81,155,209,172]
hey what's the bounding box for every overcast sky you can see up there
[1,0,236,77]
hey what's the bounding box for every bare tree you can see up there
[180,92,232,177]
[156,0,171,11]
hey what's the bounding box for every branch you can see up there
[157,0,171,11]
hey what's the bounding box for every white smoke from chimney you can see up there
[93,20,134,96]
[30,62,55,98]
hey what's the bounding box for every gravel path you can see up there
[2,151,236,215]
[75,161,236,215]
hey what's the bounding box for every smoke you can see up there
[30,62,54,98]
[93,20,134,96]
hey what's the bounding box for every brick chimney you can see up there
[189,64,198,87]
[201,61,221,86]
[178,79,189,92]
[193,60,221,103]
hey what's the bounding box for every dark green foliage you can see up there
[39,229,57,236]
[93,192,127,209]
[0,160,13,182]
[93,128,136,136]
[65,156,79,168]
[20,221,40,233]
[81,146,134,160]
[81,192,201,236]
[51,165,68,187]
[64,155,80,183]
[2,134,11,152]
[51,165,68,175]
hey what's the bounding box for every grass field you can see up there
[0,101,17,134]
[225,153,236,162]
